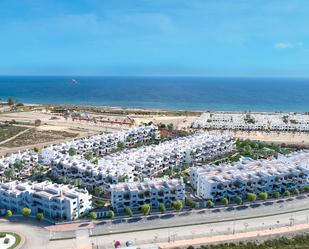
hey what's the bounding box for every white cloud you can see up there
[274,42,303,49]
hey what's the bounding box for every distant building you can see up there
[110,178,185,212]
[0,180,92,220]
[193,112,309,132]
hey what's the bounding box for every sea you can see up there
[0,76,308,112]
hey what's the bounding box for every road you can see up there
[2,195,309,249]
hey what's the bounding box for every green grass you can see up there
[0,232,22,249]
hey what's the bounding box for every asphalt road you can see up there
[2,195,309,249]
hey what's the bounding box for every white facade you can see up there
[0,150,38,181]
[193,112,309,131]
[110,178,185,212]
[190,151,309,201]
[40,125,160,162]
[0,180,92,220]
[51,132,234,189]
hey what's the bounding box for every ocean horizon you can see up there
[0,76,309,112]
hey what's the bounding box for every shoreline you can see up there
[18,102,309,115]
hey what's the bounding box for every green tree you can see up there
[247,193,257,202]
[108,210,115,219]
[167,123,174,131]
[5,210,13,218]
[125,207,133,217]
[292,189,300,195]
[272,192,280,198]
[34,119,42,126]
[36,213,44,221]
[284,190,291,197]
[84,152,93,161]
[33,147,39,153]
[89,212,97,220]
[4,168,14,181]
[68,148,77,156]
[222,198,229,206]
[7,97,14,106]
[159,203,166,213]
[235,197,242,205]
[22,207,31,217]
[141,204,151,215]
[206,200,214,208]
[259,192,268,201]
[14,160,24,171]
[304,186,309,193]
[58,176,67,184]
[94,186,104,197]
[71,178,81,187]
[173,200,183,211]
[117,141,125,150]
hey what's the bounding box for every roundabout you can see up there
[0,232,22,249]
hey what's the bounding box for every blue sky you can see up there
[1,0,309,76]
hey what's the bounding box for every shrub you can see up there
[273,192,280,198]
[173,200,183,211]
[159,203,166,214]
[22,207,31,217]
[108,210,115,219]
[89,212,97,220]
[222,198,229,206]
[33,147,39,153]
[125,207,133,217]
[235,197,242,204]
[36,212,44,221]
[68,148,77,156]
[141,204,151,215]
[259,192,268,201]
[0,232,6,238]
[247,193,257,202]
[34,119,42,126]
[293,189,300,195]
[4,238,9,244]
[5,210,13,218]
[304,186,309,193]
[206,200,214,208]
[284,190,291,197]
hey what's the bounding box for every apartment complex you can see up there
[0,180,92,220]
[40,125,160,163]
[110,178,185,212]
[190,151,309,201]
[0,150,38,182]
[51,132,234,189]
[193,112,309,131]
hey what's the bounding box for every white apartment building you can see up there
[40,125,160,163]
[190,151,309,201]
[51,132,234,189]
[0,180,92,220]
[0,150,38,181]
[110,178,185,212]
[193,112,309,132]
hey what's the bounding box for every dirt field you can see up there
[1,129,77,148]
[0,124,28,142]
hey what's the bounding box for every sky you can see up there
[0,0,309,76]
